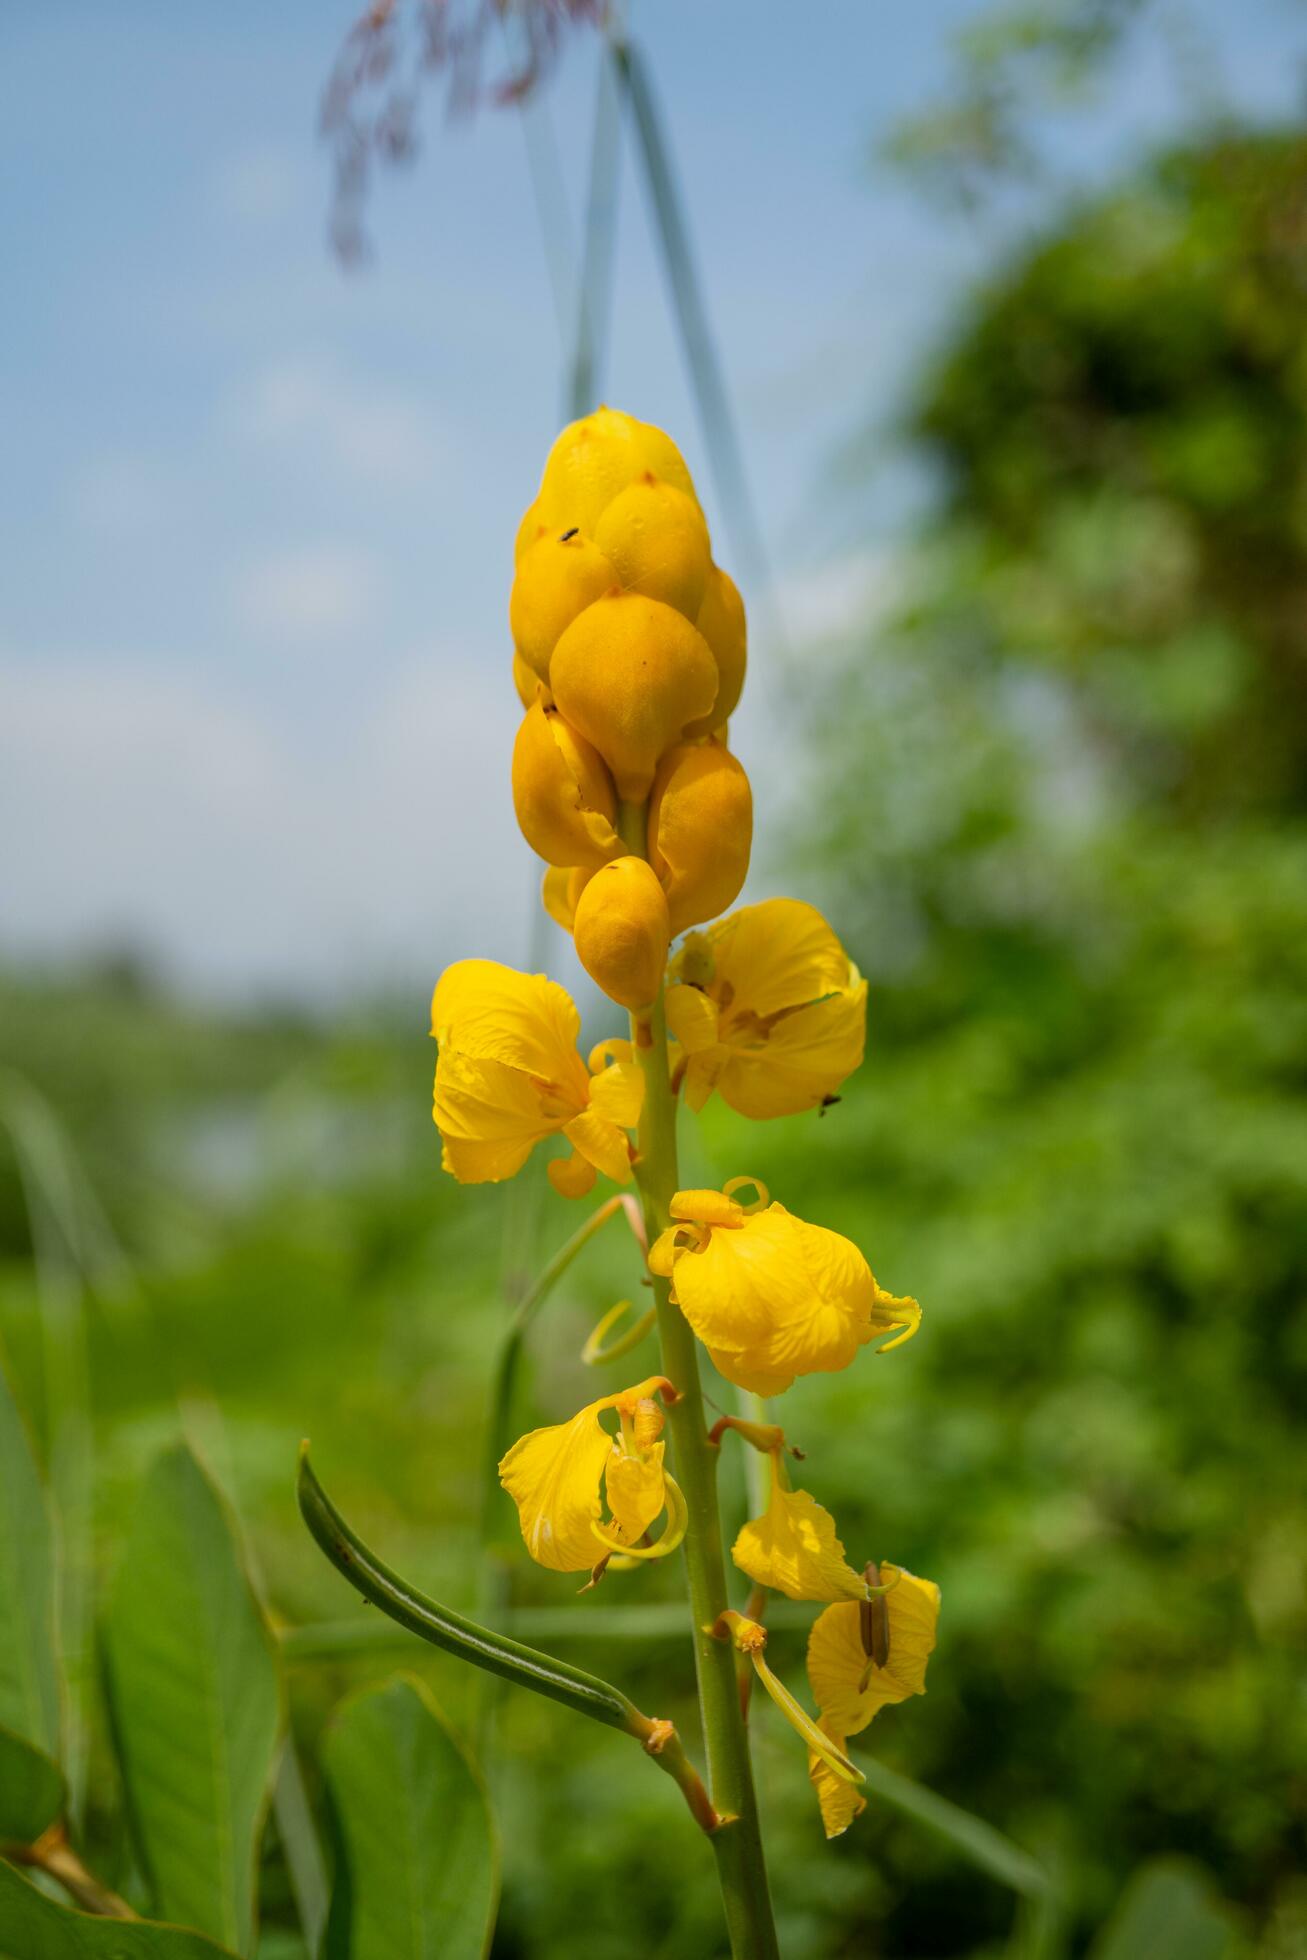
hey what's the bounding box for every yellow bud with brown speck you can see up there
[572,856,671,1010]
[511,702,620,869]
[593,475,711,621]
[649,741,753,936]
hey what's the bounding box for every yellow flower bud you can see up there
[648,741,752,937]
[550,592,719,802]
[686,564,747,736]
[512,650,542,711]
[572,856,671,1010]
[541,864,591,932]
[509,532,618,682]
[514,497,548,564]
[538,406,700,534]
[592,475,711,621]
[511,702,620,870]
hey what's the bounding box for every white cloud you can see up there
[233,543,382,643]
[227,354,442,490]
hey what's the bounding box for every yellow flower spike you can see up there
[806,1566,941,1740]
[572,856,671,1011]
[537,406,700,535]
[665,898,868,1119]
[686,564,747,736]
[497,1375,679,1574]
[550,592,720,802]
[648,741,753,938]
[650,1184,909,1395]
[511,702,622,871]
[592,474,712,621]
[540,864,592,933]
[431,959,641,1186]
[509,530,619,682]
[731,1451,869,1603]
[712,1613,864,1790]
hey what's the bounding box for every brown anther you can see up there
[859,1562,890,1669]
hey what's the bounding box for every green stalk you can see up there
[618,803,779,1960]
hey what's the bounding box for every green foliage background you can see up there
[2,123,1305,1959]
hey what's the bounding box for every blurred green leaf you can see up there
[1090,1859,1237,1960]
[102,1445,281,1956]
[0,1854,236,1958]
[321,1674,498,1960]
[0,1356,59,1759]
[0,1725,64,1843]
[857,1757,1051,1897]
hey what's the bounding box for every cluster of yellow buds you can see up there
[431,407,937,1840]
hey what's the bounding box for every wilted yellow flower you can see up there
[648,741,753,937]
[511,701,620,870]
[807,1566,941,1838]
[431,960,642,1191]
[573,856,671,1011]
[550,592,719,802]
[687,564,747,737]
[499,1376,685,1574]
[648,1180,919,1395]
[731,1452,868,1603]
[665,899,867,1118]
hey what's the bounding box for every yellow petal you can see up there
[717,982,868,1120]
[732,1480,867,1603]
[686,563,747,737]
[708,899,854,1019]
[511,702,621,870]
[499,1404,617,1573]
[587,1058,645,1134]
[664,983,720,1055]
[681,1051,725,1114]
[434,1051,560,1184]
[807,1571,941,1739]
[563,1108,633,1185]
[431,960,589,1105]
[809,1720,867,1839]
[603,1440,666,1543]
[547,1150,597,1199]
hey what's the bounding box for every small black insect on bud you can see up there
[559,527,579,542]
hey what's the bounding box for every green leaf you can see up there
[102,1446,281,1957]
[0,1725,64,1843]
[0,1854,237,1959]
[321,1675,498,1960]
[298,1447,640,1733]
[856,1757,1052,1898]
[0,1356,60,1758]
[1090,1859,1236,1960]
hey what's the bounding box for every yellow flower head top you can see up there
[649,1180,920,1395]
[806,1564,941,1838]
[431,959,643,1195]
[498,1376,686,1576]
[665,898,867,1119]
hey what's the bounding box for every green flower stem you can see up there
[618,801,779,1960]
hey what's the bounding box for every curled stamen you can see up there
[582,1299,658,1366]
[590,1474,688,1561]
[711,1617,866,1788]
[873,1290,922,1353]
[722,1175,769,1213]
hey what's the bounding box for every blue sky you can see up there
[1,0,1301,1001]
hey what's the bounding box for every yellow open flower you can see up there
[511,701,621,870]
[648,741,753,937]
[431,960,642,1191]
[731,1450,868,1603]
[807,1566,941,1838]
[499,1377,685,1575]
[665,898,867,1119]
[648,1180,920,1395]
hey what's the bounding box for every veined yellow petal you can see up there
[499,1404,617,1573]
[588,1057,645,1132]
[431,960,590,1105]
[603,1440,666,1543]
[440,1133,539,1185]
[563,1108,633,1185]
[664,982,721,1055]
[732,1478,867,1603]
[717,982,868,1120]
[433,1050,561,1146]
[708,899,853,1019]
[809,1720,868,1839]
[669,1206,810,1357]
[807,1571,941,1739]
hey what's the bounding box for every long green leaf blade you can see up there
[0,1856,237,1959]
[298,1447,639,1733]
[0,1355,60,1759]
[102,1446,281,1956]
[322,1675,498,1960]
[1090,1860,1236,1960]
[857,1757,1052,1898]
[0,1726,64,1843]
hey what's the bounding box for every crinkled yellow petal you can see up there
[431,960,589,1104]
[439,1131,539,1185]
[563,1108,633,1185]
[731,1480,867,1603]
[434,1051,561,1184]
[499,1404,617,1573]
[603,1440,666,1544]
[716,982,868,1120]
[670,1189,746,1229]
[664,983,720,1055]
[809,1720,867,1839]
[807,1572,941,1739]
[708,899,855,1019]
[587,1058,645,1132]
[681,1050,725,1114]
[547,1149,597,1199]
